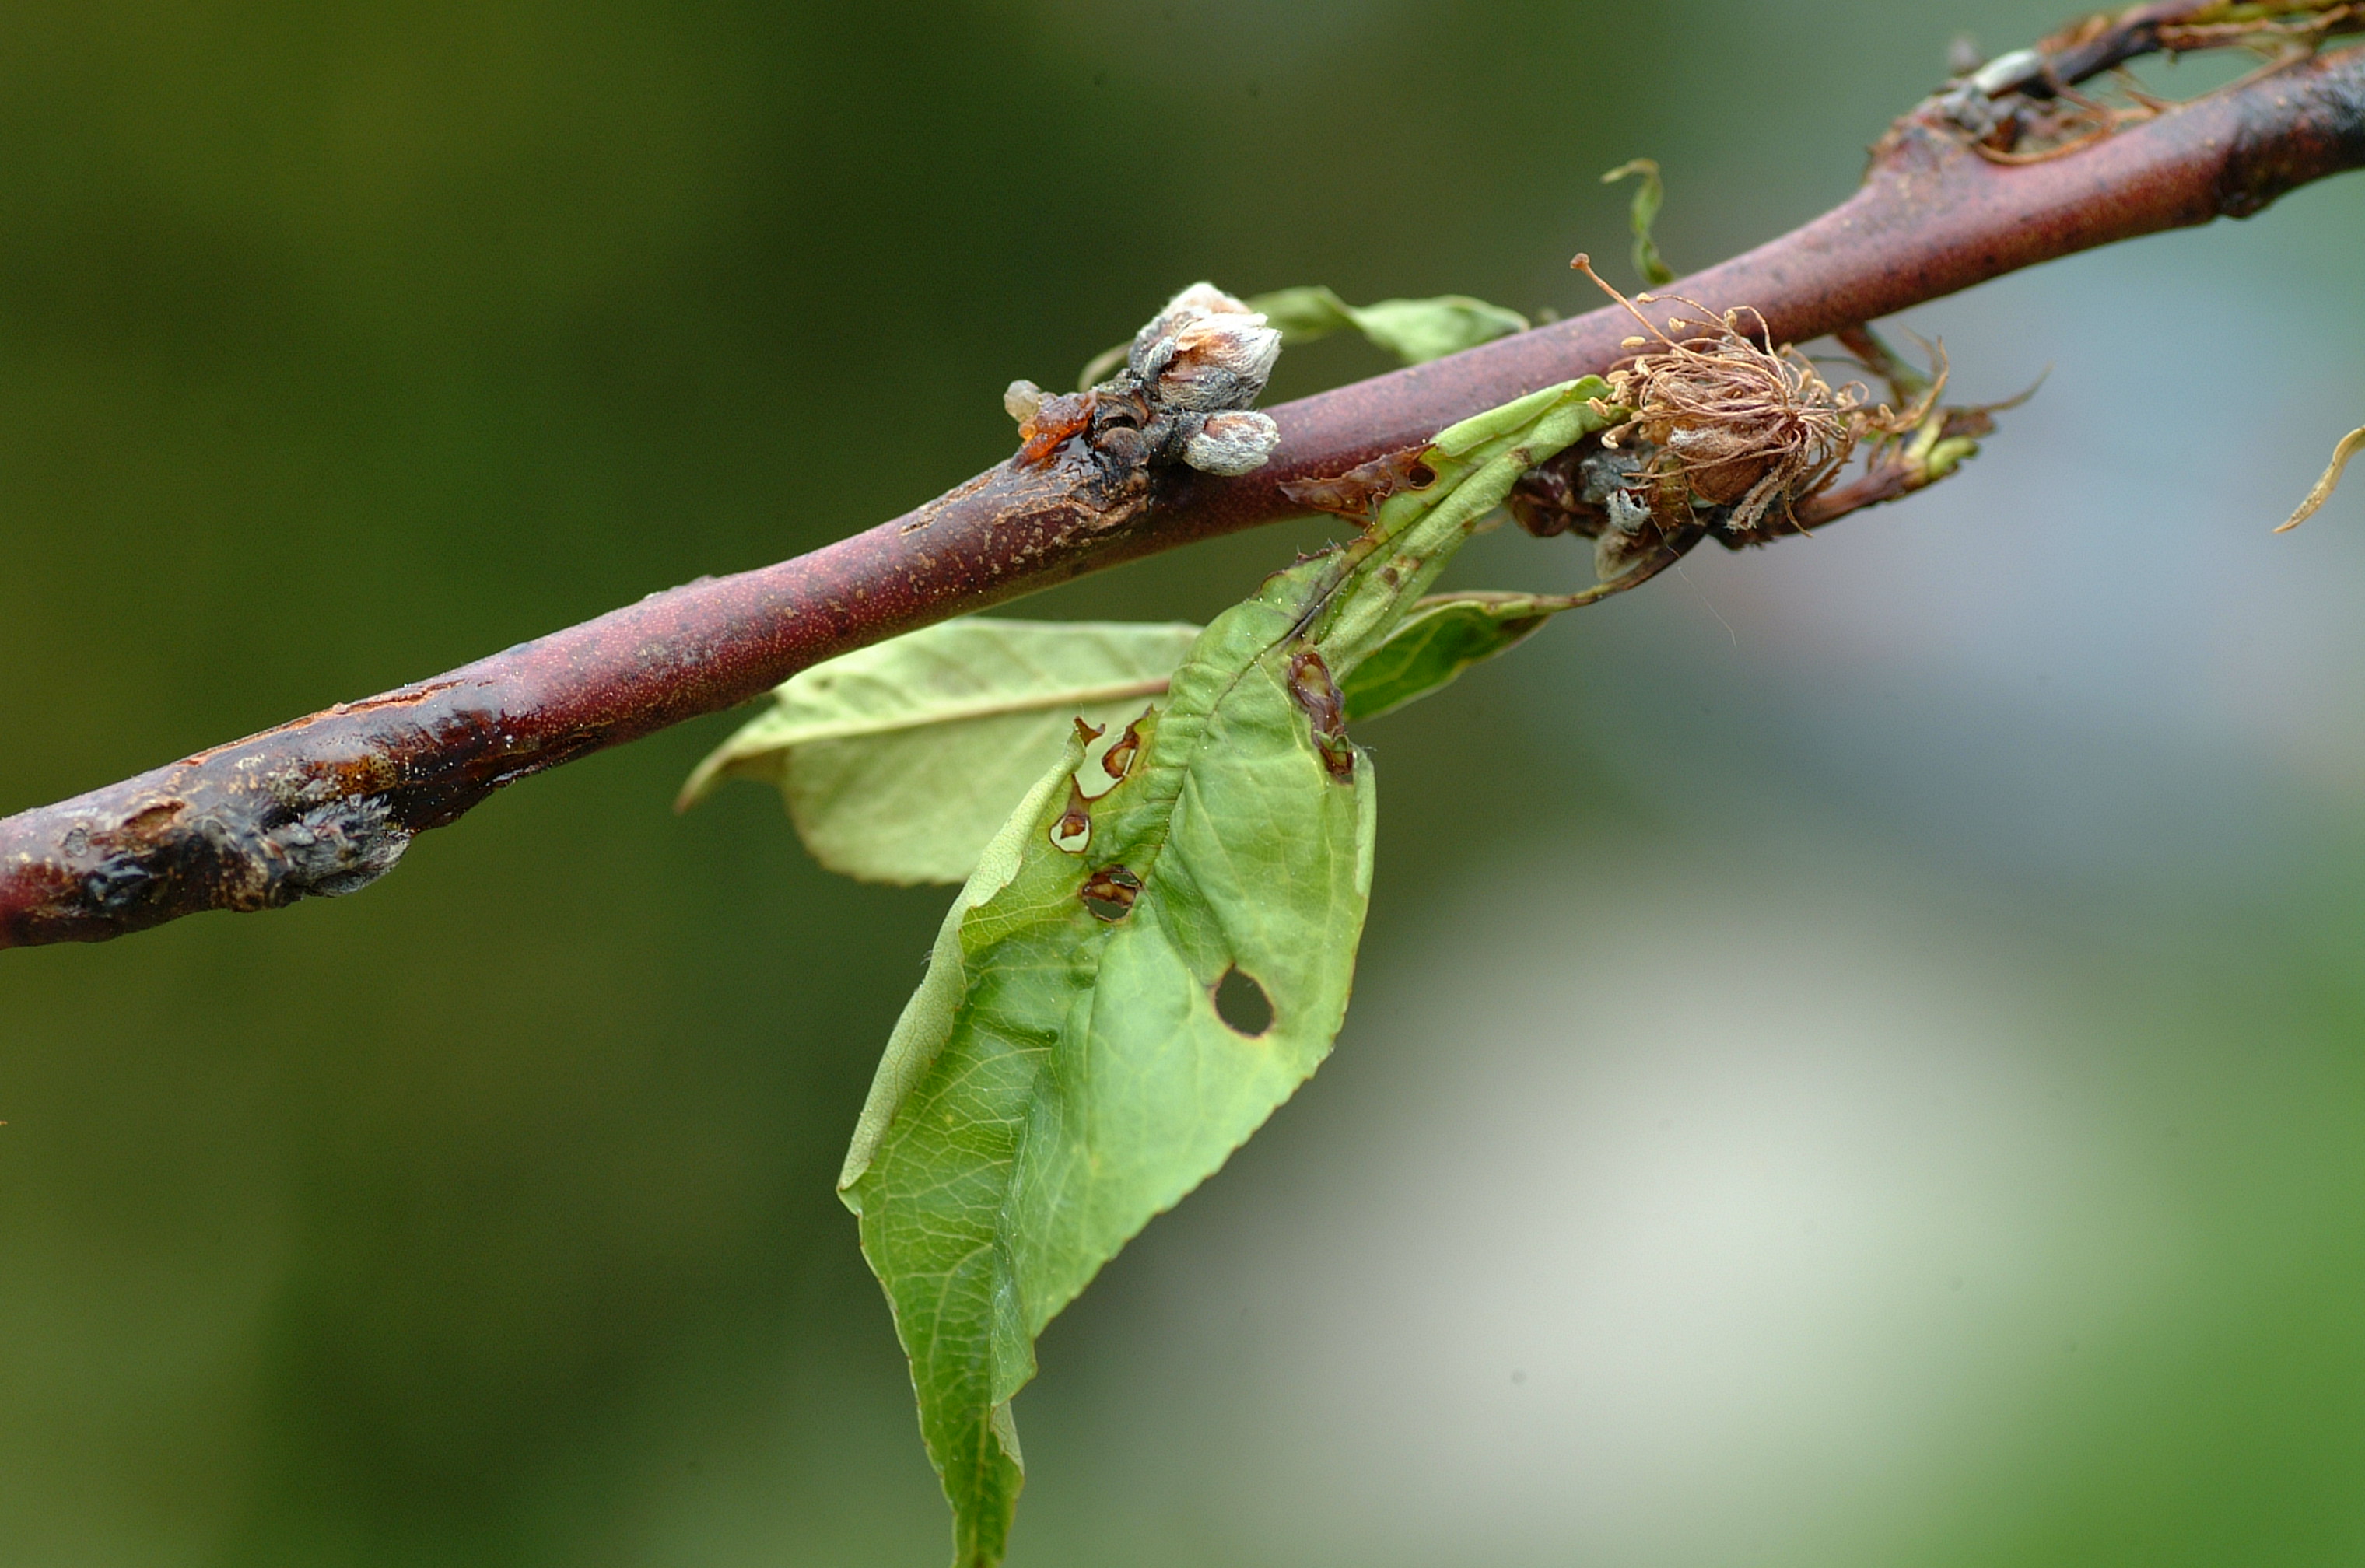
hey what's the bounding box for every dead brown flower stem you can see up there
[6,36,2365,948]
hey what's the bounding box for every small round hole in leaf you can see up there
[1213,967,1273,1037]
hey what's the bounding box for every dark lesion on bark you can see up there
[8,775,409,947]
[2,693,529,945]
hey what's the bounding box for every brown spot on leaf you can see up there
[1079,864,1142,922]
[1050,779,1092,854]
[1287,649,1356,782]
[1278,448,1435,524]
[1101,712,1147,782]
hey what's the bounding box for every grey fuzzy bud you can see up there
[1182,409,1281,476]
[1155,312,1282,412]
[1128,282,1253,373]
[1124,282,1281,412]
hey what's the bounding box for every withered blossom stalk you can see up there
[5,25,2365,949]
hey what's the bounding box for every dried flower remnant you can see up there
[1506,264,1999,599]
[1575,254,1897,541]
[1004,282,1283,482]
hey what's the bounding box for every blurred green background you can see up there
[5,2,2365,1563]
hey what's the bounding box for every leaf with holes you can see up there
[677,618,1200,884]
[842,379,1621,1567]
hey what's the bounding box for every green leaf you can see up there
[1246,284,1529,365]
[844,378,1621,1567]
[1341,569,1684,726]
[1341,592,1562,723]
[1601,157,1676,287]
[1235,282,1360,343]
[1347,296,1531,364]
[677,619,1201,885]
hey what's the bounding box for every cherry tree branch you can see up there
[6,30,2363,949]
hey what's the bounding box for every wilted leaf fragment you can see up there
[843,378,1620,1568]
[2277,425,2365,533]
[1277,446,1435,523]
[677,618,1200,884]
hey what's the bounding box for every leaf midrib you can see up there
[781,676,1174,747]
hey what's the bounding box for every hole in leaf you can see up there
[1079,865,1141,922]
[1213,967,1273,1037]
[1049,779,1091,854]
[1102,712,1148,782]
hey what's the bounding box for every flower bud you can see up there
[1182,409,1281,476]
[1157,313,1282,412]
[1126,282,1281,412]
[1127,282,1249,372]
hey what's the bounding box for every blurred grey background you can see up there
[5,2,2364,1564]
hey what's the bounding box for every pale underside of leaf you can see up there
[843,380,1620,1568]
[683,592,1592,892]
[678,619,1201,884]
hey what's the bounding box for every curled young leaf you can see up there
[1601,156,1677,287]
[678,619,1200,884]
[843,378,1621,1568]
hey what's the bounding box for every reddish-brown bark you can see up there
[6,38,2364,948]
